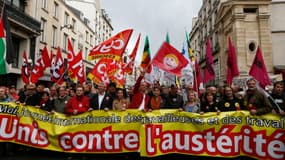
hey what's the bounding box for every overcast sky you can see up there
[100,0,202,63]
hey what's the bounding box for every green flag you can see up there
[165,32,170,43]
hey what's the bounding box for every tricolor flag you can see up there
[140,36,152,73]
[0,4,15,74]
[185,32,194,62]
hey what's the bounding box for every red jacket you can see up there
[128,75,150,110]
[65,95,90,114]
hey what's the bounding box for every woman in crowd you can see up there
[148,87,164,110]
[37,91,54,112]
[200,92,220,115]
[184,91,200,113]
[112,88,129,111]
[218,86,244,112]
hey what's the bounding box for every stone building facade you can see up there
[190,0,274,86]
[1,0,112,88]
[0,0,41,87]
[270,0,285,79]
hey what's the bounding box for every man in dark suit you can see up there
[89,82,113,111]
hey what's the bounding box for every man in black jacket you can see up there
[89,82,113,111]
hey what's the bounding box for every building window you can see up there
[64,12,69,25]
[71,38,75,48]
[42,0,47,10]
[85,47,88,59]
[63,33,68,51]
[52,26,57,47]
[11,37,20,68]
[243,8,257,14]
[40,18,46,42]
[7,0,24,12]
[90,35,93,46]
[214,60,220,83]
[72,18,76,32]
[85,31,89,43]
[53,2,58,18]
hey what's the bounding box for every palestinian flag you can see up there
[0,4,15,74]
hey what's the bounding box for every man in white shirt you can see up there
[89,82,113,111]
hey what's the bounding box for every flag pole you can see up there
[55,67,68,85]
[256,82,282,113]
[193,61,199,93]
[0,1,5,19]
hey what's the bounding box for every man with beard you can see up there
[244,78,272,115]
[54,86,70,114]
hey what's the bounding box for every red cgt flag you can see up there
[203,38,215,83]
[249,47,271,88]
[30,46,50,83]
[227,37,239,85]
[21,51,30,84]
[67,38,77,81]
[152,42,188,76]
[74,50,85,84]
[124,34,141,75]
[109,62,125,88]
[88,29,133,61]
[88,59,110,85]
[51,48,64,84]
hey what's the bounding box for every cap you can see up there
[9,85,16,89]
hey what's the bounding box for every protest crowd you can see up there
[0,68,284,158]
